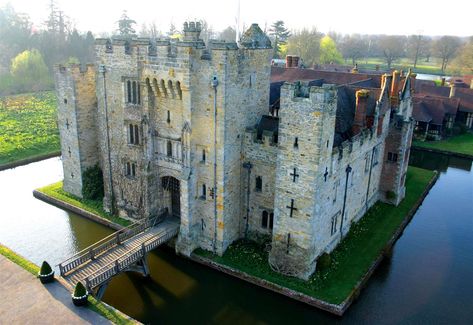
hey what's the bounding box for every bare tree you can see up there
[433,36,462,72]
[219,26,236,42]
[407,34,427,68]
[379,35,406,69]
[340,34,367,65]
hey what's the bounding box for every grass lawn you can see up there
[413,133,473,157]
[0,244,135,324]
[0,91,60,167]
[355,57,443,75]
[195,166,436,304]
[37,181,131,227]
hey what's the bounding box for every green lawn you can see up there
[0,244,135,324]
[0,91,60,167]
[413,133,473,157]
[195,166,436,304]
[355,57,443,75]
[37,181,131,227]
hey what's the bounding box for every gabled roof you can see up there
[413,95,460,125]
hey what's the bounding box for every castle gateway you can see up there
[55,22,414,279]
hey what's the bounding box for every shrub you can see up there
[73,281,87,297]
[82,165,104,200]
[317,253,332,271]
[40,261,53,275]
[386,191,397,200]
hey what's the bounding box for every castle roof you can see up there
[412,96,460,125]
[239,24,272,49]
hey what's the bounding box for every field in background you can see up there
[0,91,60,167]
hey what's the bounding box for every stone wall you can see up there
[54,64,98,198]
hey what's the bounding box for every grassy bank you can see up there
[0,91,60,168]
[195,166,436,304]
[0,243,135,324]
[37,181,131,227]
[413,133,473,157]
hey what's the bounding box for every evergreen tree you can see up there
[269,20,291,58]
[117,10,136,37]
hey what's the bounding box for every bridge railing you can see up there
[59,216,158,276]
[85,225,179,291]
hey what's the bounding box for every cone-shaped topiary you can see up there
[73,282,87,297]
[40,261,53,275]
[38,260,54,284]
[72,281,88,306]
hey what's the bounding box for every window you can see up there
[364,153,370,173]
[255,176,262,192]
[64,98,67,104]
[262,211,268,228]
[387,152,398,162]
[167,110,171,124]
[373,146,379,166]
[201,184,207,199]
[269,212,274,230]
[125,162,136,177]
[167,141,172,157]
[202,149,206,162]
[294,137,299,148]
[176,81,182,100]
[331,212,339,236]
[125,80,141,104]
[128,124,140,145]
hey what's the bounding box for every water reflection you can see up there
[0,154,472,324]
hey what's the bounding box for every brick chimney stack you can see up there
[409,69,417,92]
[352,89,370,134]
[390,70,400,107]
[286,55,293,68]
[450,83,456,98]
[285,55,300,68]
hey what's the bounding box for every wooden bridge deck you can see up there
[61,217,180,291]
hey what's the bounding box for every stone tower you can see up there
[380,72,415,205]
[269,83,337,279]
[54,64,99,197]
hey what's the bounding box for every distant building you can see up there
[54,22,414,280]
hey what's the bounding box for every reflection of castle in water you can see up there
[409,149,472,172]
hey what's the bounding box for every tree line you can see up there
[1,6,472,96]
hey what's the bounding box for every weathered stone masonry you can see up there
[55,22,414,280]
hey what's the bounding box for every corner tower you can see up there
[54,64,99,197]
[269,83,337,279]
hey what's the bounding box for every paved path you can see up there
[0,255,111,324]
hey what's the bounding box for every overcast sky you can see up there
[2,0,472,37]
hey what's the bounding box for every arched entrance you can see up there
[161,176,180,218]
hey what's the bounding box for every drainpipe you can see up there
[242,161,252,239]
[340,164,352,240]
[99,64,115,214]
[365,147,376,212]
[211,76,218,253]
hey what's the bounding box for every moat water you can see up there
[0,150,472,324]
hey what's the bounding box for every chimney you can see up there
[450,83,456,98]
[351,63,358,74]
[409,70,417,93]
[441,77,446,87]
[286,55,293,68]
[291,56,300,68]
[352,89,370,134]
[391,70,400,107]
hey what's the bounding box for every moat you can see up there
[0,150,472,324]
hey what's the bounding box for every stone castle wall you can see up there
[54,64,98,198]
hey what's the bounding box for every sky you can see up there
[2,0,472,37]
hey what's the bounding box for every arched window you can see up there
[132,81,137,104]
[176,81,182,100]
[262,211,268,228]
[126,162,131,176]
[167,141,172,157]
[269,213,274,230]
[202,184,206,199]
[127,80,132,103]
[129,124,134,144]
[137,83,141,104]
[255,176,262,192]
[134,125,139,145]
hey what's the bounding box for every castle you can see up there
[54,22,414,279]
